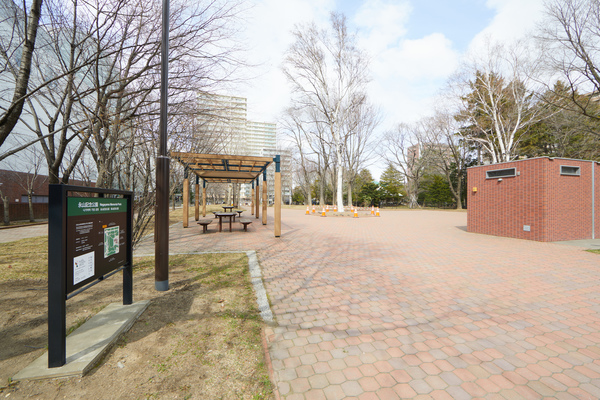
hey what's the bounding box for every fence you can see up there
[0,203,49,222]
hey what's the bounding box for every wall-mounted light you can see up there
[498,178,503,182]
[472,187,478,193]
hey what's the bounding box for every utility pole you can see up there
[155,0,170,291]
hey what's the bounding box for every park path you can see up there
[138,208,600,399]
[0,224,48,243]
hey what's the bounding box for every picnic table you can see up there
[215,212,236,232]
[236,210,244,218]
[222,205,234,212]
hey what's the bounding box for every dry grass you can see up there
[0,236,48,281]
[1,252,273,399]
[0,236,273,399]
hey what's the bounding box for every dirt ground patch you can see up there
[0,252,274,400]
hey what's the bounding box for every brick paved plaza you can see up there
[137,208,600,399]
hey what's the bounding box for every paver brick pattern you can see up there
[136,209,600,399]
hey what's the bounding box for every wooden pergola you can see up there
[170,152,282,237]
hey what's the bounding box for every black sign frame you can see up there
[48,184,133,368]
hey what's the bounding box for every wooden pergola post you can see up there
[251,181,254,215]
[202,179,207,217]
[194,175,199,221]
[255,177,260,219]
[274,155,281,237]
[262,169,267,225]
[183,168,189,228]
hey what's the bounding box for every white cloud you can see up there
[353,0,412,53]
[368,33,459,127]
[237,0,333,122]
[469,0,545,53]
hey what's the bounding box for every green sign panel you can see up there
[65,197,128,293]
[67,198,127,216]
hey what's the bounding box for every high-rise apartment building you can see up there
[196,93,282,204]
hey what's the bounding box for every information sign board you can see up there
[48,184,133,368]
[66,198,128,294]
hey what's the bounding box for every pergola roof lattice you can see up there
[170,152,273,183]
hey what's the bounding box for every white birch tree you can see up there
[282,13,369,212]
[451,41,542,163]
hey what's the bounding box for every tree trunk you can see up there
[347,182,352,208]
[2,197,9,225]
[0,0,43,149]
[336,157,344,212]
[48,164,60,184]
[319,176,325,207]
[28,192,34,222]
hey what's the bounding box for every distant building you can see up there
[0,169,93,220]
[195,93,286,204]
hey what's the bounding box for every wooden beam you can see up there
[171,151,273,163]
[275,170,281,237]
[195,181,199,221]
[202,186,206,217]
[196,170,257,180]
[183,177,189,228]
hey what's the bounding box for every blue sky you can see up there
[339,0,494,52]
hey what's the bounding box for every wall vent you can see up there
[486,168,516,179]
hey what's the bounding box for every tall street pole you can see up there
[155,0,170,291]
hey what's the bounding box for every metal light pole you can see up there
[155,0,170,291]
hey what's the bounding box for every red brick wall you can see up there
[0,169,94,204]
[467,158,598,242]
[0,203,48,221]
[0,169,49,203]
[546,159,593,241]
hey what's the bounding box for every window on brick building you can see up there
[560,166,580,176]
[486,167,516,179]
[20,195,49,203]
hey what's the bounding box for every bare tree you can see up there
[283,13,370,211]
[538,0,600,125]
[280,106,318,206]
[0,0,43,148]
[342,97,379,206]
[0,187,9,225]
[451,40,543,163]
[381,123,430,209]
[6,147,45,221]
[421,112,472,209]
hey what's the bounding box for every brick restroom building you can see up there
[467,157,600,242]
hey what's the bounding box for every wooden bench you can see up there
[197,219,212,233]
[239,218,252,232]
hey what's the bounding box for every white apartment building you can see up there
[196,93,283,204]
